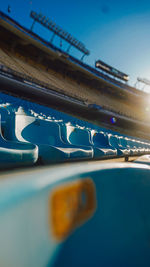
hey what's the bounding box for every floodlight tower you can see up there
[30,11,90,60]
[135,77,150,91]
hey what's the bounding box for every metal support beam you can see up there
[66,44,72,53]
[81,54,86,61]
[30,19,35,31]
[50,33,55,43]
[60,38,62,48]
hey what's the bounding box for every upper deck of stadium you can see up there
[0,11,144,96]
[0,10,150,138]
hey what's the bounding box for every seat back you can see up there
[61,125,91,146]
[140,142,146,149]
[22,119,62,146]
[5,111,36,142]
[145,142,150,150]
[119,137,128,148]
[0,114,8,143]
[108,135,120,149]
[91,131,109,147]
[0,107,10,137]
[4,108,63,146]
[127,139,136,148]
[135,141,143,149]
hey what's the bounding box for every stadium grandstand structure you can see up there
[1,10,150,267]
[1,11,150,138]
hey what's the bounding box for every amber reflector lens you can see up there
[50,178,96,241]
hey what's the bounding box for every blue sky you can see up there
[1,0,150,89]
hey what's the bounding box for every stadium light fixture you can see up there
[30,10,90,56]
[95,59,129,82]
[137,77,150,86]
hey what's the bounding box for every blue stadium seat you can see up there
[90,131,117,158]
[108,134,130,156]
[127,139,148,156]
[134,140,145,154]
[0,106,10,134]
[1,162,150,266]
[60,125,94,156]
[126,138,139,155]
[23,120,93,162]
[61,125,92,146]
[0,116,38,168]
[60,124,93,154]
[119,137,131,155]
[140,141,149,154]
[144,142,150,153]
[5,110,93,163]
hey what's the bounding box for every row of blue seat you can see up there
[0,106,150,168]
